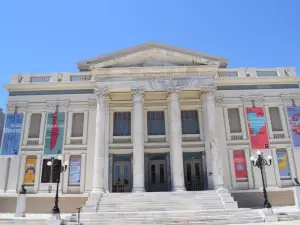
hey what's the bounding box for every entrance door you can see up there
[149,160,168,192]
[113,162,131,192]
[184,159,205,191]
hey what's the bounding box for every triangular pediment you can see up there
[77,42,228,70]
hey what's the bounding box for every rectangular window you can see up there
[276,149,291,180]
[147,111,165,135]
[23,156,37,186]
[228,108,242,133]
[28,113,42,138]
[68,156,81,186]
[269,107,283,131]
[41,159,60,183]
[181,110,200,134]
[113,112,131,136]
[233,150,248,181]
[71,113,84,137]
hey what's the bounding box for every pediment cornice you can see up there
[77,42,228,70]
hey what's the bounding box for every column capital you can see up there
[132,88,144,102]
[203,86,217,95]
[167,87,180,95]
[94,88,108,102]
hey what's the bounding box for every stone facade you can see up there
[1,42,300,196]
[0,109,4,147]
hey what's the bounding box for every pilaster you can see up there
[239,106,247,139]
[80,153,87,193]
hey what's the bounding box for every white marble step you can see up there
[82,209,259,218]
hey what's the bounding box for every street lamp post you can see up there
[250,151,272,209]
[47,155,68,217]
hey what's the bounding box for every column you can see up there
[167,87,185,191]
[203,86,224,189]
[34,154,42,193]
[22,112,31,145]
[132,89,145,192]
[17,154,27,191]
[278,105,289,138]
[92,88,108,193]
[62,153,70,193]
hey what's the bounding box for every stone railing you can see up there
[70,137,83,145]
[27,138,39,145]
[9,67,297,84]
[216,67,296,78]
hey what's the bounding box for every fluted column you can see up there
[92,88,108,193]
[132,89,145,192]
[168,87,186,191]
[203,86,224,189]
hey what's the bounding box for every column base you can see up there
[173,186,186,192]
[132,187,145,192]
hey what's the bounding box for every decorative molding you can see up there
[46,100,70,109]
[280,94,300,103]
[6,101,29,112]
[94,88,108,102]
[88,99,97,108]
[215,96,223,107]
[241,95,264,106]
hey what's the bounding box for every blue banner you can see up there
[1,113,24,156]
[287,106,300,150]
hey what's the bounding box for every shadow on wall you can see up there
[231,190,295,208]
[0,196,88,213]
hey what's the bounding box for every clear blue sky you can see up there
[0,0,299,110]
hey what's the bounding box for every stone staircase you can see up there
[80,190,264,224]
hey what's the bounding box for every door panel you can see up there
[149,160,167,192]
[184,159,205,191]
[113,162,131,192]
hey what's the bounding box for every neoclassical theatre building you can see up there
[1,42,300,196]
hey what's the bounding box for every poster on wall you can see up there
[68,157,81,186]
[233,151,248,179]
[1,113,24,156]
[246,107,269,150]
[23,158,37,184]
[286,106,300,150]
[276,151,291,177]
[44,112,65,155]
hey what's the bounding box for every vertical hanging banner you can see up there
[24,158,37,184]
[44,112,65,155]
[246,107,269,150]
[276,151,291,177]
[1,113,24,156]
[68,157,81,186]
[286,106,300,150]
[233,151,248,179]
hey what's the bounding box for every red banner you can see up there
[246,107,269,150]
[233,151,247,179]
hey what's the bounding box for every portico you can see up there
[91,84,222,193]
